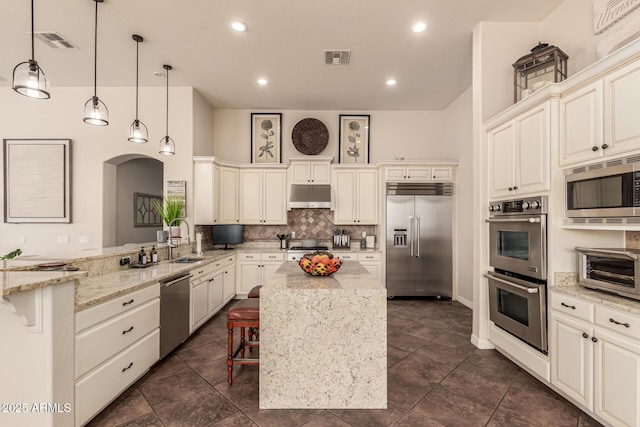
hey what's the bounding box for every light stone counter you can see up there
[1,270,88,297]
[260,261,387,409]
[552,272,640,315]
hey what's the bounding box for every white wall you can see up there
[193,89,216,156]
[444,87,473,304]
[0,86,198,257]
[212,110,451,163]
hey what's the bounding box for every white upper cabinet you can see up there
[604,58,640,156]
[193,158,219,224]
[385,165,453,182]
[559,81,604,166]
[219,167,239,224]
[488,101,550,199]
[289,157,332,184]
[239,168,287,224]
[333,168,378,225]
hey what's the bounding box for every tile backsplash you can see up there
[196,208,377,246]
[627,231,640,249]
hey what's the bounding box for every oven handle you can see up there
[485,217,541,223]
[484,273,539,294]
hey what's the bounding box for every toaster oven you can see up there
[575,247,640,301]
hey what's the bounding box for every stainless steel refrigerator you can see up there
[386,182,453,297]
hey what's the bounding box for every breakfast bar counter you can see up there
[259,261,387,409]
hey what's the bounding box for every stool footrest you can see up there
[232,357,259,364]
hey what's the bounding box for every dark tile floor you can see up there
[88,299,603,427]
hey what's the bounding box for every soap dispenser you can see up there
[139,247,147,265]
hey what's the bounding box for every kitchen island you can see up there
[259,261,387,409]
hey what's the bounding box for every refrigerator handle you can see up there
[416,216,420,257]
[409,216,414,257]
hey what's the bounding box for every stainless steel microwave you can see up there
[565,162,640,218]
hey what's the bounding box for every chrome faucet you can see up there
[167,218,190,260]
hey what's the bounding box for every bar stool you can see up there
[247,285,262,298]
[227,298,260,385]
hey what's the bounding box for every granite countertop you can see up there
[267,261,384,290]
[552,272,640,316]
[1,270,89,297]
[75,251,233,311]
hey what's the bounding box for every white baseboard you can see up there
[471,334,495,349]
[455,295,472,309]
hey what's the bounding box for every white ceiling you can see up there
[1,0,566,110]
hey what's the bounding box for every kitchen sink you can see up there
[169,257,205,264]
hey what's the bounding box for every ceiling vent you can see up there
[324,50,351,65]
[34,32,78,49]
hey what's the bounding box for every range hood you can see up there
[289,184,332,209]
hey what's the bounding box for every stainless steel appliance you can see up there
[386,182,453,297]
[565,158,640,220]
[485,270,547,352]
[486,195,548,353]
[487,196,547,281]
[160,273,192,358]
[576,247,640,301]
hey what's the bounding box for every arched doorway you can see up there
[103,155,164,247]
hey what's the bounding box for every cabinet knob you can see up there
[513,186,518,190]
[403,176,407,179]
[591,336,598,343]
[508,187,513,191]
[592,146,599,151]
[601,144,609,150]
[582,332,589,339]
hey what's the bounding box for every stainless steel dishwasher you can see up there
[160,273,192,358]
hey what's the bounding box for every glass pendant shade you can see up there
[13,0,50,99]
[159,135,175,155]
[128,119,149,143]
[83,96,109,126]
[13,60,50,99]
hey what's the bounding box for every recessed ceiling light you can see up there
[257,78,268,85]
[386,79,397,86]
[412,22,427,33]
[231,21,247,32]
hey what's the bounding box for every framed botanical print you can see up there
[251,113,282,163]
[339,115,370,163]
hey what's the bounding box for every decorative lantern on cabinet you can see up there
[513,42,568,103]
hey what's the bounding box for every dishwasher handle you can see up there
[161,274,192,287]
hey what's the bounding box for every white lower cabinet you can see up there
[190,256,236,333]
[550,291,640,426]
[236,252,285,294]
[74,285,160,426]
[332,252,382,282]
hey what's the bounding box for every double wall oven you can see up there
[485,196,548,353]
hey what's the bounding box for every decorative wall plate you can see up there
[292,118,329,155]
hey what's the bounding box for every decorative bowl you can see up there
[298,252,341,276]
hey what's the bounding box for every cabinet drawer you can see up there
[262,252,285,261]
[238,253,259,261]
[76,285,160,333]
[595,305,640,340]
[359,253,381,262]
[550,292,594,322]
[221,255,235,267]
[333,252,356,261]
[75,329,159,426]
[75,298,159,379]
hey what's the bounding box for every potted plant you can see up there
[153,196,184,238]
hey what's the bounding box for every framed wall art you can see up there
[4,139,71,223]
[251,113,282,163]
[339,115,370,163]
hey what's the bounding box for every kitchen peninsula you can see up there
[260,261,387,409]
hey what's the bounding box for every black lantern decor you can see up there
[513,42,568,103]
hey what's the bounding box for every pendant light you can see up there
[12,0,50,99]
[128,34,148,143]
[159,64,175,155]
[83,0,108,126]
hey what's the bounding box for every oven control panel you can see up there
[489,196,547,216]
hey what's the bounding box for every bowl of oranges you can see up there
[298,252,341,276]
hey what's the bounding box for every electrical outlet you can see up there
[57,235,69,244]
[79,235,91,245]
[120,257,131,266]
[19,235,25,244]
[290,231,296,238]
